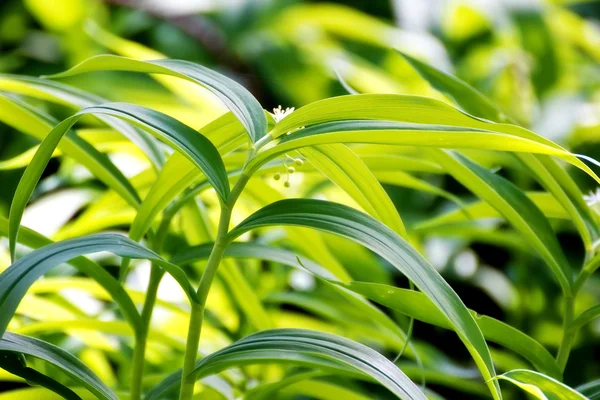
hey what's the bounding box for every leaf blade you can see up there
[0,332,117,400]
[146,329,427,400]
[46,55,267,142]
[227,198,500,399]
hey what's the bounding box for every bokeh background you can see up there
[1,0,599,398]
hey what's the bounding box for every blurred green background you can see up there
[0,0,599,398]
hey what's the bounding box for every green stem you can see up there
[179,301,206,400]
[556,295,575,371]
[179,172,251,400]
[130,265,164,400]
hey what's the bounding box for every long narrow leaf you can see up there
[227,199,500,399]
[0,233,197,337]
[46,55,267,142]
[146,329,427,400]
[0,332,117,400]
[0,216,141,334]
[9,103,228,261]
[494,369,586,399]
[342,282,561,378]
[425,150,572,295]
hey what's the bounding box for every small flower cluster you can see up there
[584,188,600,215]
[274,155,304,188]
[272,105,295,123]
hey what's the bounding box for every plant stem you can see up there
[130,264,163,400]
[556,295,575,371]
[179,172,251,400]
[179,301,206,400]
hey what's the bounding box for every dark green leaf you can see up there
[146,329,427,400]
[46,55,267,143]
[0,332,118,400]
[227,199,500,399]
[0,233,197,337]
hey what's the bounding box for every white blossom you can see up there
[584,188,600,215]
[272,105,295,123]
[584,188,600,207]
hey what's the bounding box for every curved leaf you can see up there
[146,329,427,400]
[0,351,79,399]
[0,94,140,209]
[0,233,197,337]
[398,51,507,122]
[9,102,228,260]
[570,305,600,333]
[247,119,598,185]
[495,369,586,399]
[342,282,561,378]
[425,150,572,295]
[0,216,141,334]
[227,199,500,399]
[393,53,600,249]
[128,111,254,244]
[258,94,597,181]
[577,379,600,399]
[0,74,164,167]
[0,332,117,400]
[78,103,229,199]
[300,144,406,237]
[46,55,267,142]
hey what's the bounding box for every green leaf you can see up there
[393,52,600,249]
[0,233,197,337]
[128,111,253,244]
[78,103,230,200]
[570,305,600,333]
[46,55,268,143]
[0,216,141,334]
[425,150,572,295]
[227,199,500,400]
[0,94,140,210]
[415,192,569,230]
[398,51,507,122]
[300,144,406,237]
[146,329,427,400]
[494,369,586,399]
[342,282,561,379]
[517,154,600,251]
[0,332,118,400]
[8,102,229,261]
[248,118,597,185]
[0,351,80,400]
[0,75,164,167]
[259,94,597,182]
[577,379,600,399]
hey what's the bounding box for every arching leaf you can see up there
[146,329,427,400]
[8,102,228,261]
[0,332,118,400]
[0,233,197,337]
[494,370,586,399]
[227,199,500,399]
[46,55,267,142]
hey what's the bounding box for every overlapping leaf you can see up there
[8,102,228,261]
[146,329,427,400]
[495,370,586,399]
[46,55,267,142]
[227,199,500,399]
[342,282,561,378]
[0,332,117,400]
[0,233,197,338]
